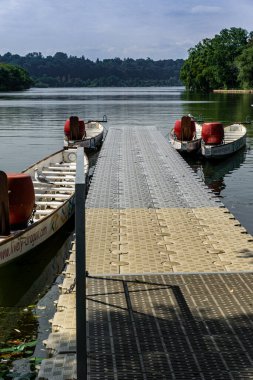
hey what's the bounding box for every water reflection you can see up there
[184,147,247,195]
[181,91,253,125]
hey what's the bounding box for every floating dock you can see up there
[38,127,253,379]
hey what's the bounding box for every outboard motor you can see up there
[64,116,86,140]
[7,173,35,229]
[202,122,224,145]
[174,116,196,141]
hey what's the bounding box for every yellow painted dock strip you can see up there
[86,207,253,274]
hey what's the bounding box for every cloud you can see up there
[190,5,222,14]
[0,0,20,16]
[0,0,252,60]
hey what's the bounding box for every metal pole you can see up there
[75,147,87,379]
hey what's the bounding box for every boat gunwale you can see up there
[0,195,73,245]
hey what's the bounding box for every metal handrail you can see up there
[75,147,87,379]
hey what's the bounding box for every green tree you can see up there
[210,28,248,88]
[236,44,253,88]
[180,27,249,91]
[0,63,33,91]
[180,39,216,91]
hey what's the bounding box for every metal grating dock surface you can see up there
[86,127,220,209]
[38,273,253,379]
[38,127,253,379]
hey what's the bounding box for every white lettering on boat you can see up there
[0,225,48,262]
[0,248,10,261]
[22,226,48,248]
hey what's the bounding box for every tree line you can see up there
[0,52,184,88]
[2,27,253,92]
[180,27,253,91]
[0,63,33,91]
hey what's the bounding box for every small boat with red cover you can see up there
[0,149,88,267]
[201,122,247,159]
[169,115,202,153]
[64,115,105,149]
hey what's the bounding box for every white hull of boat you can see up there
[64,121,104,149]
[170,135,201,153]
[201,124,247,159]
[0,149,88,267]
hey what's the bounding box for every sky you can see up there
[0,0,253,61]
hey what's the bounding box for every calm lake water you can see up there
[0,87,253,374]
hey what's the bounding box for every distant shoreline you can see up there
[213,89,253,94]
